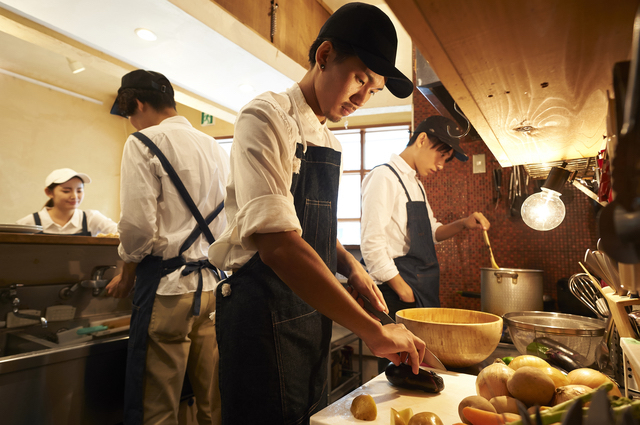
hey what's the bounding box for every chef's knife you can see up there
[359,293,447,371]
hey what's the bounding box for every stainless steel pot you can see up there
[481,268,544,316]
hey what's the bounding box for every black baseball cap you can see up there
[318,2,413,99]
[110,70,174,117]
[415,116,469,162]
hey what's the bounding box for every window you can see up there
[215,136,233,157]
[332,125,410,246]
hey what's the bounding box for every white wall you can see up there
[0,73,126,224]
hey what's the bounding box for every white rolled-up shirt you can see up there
[209,84,342,271]
[360,154,442,284]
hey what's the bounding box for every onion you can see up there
[539,366,570,388]
[566,368,622,397]
[508,355,550,371]
[476,359,515,400]
[552,384,592,405]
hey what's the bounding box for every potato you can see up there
[408,412,444,425]
[508,355,550,371]
[458,395,496,424]
[350,394,377,421]
[507,366,555,407]
[489,395,519,414]
[391,408,414,425]
[539,366,570,388]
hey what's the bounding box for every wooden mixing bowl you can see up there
[396,308,503,368]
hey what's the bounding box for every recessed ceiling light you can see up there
[239,84,254,93]
[135,28,157,41]
[67,58,85,74]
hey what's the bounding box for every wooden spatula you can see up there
[482,230,500,269]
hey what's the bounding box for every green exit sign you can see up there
[201,113,215,126]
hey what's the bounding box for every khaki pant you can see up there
[143,290,220,425]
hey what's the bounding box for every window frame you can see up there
[333,122,411,250]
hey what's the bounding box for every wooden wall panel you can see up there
[212,0,330,68]
[387,0,639,167]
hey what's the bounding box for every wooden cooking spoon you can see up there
[482,230,500,269]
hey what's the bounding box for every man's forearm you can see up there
[434,219,466,242]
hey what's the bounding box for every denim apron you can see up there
[32,211,91,236]
[216,140,340,425]
[382,164,441,308]
[123,132,224,424]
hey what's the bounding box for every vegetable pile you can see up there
[458,355,623,425]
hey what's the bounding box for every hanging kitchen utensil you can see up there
[568,273,610,319]
[482,230,500,269]
[492,168,502,210]
[509,165,529,217]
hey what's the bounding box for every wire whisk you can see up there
[569,273,610,319]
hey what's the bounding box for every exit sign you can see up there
[201,113,215,126]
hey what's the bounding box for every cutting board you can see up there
[89,315,131,337]
[311,368,477,425]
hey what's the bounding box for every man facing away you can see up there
[106,69,229,425]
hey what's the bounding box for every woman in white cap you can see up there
[16,168,118,236]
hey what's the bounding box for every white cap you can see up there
[45,168,92,187]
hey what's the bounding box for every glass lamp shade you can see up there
[521,188,566,231]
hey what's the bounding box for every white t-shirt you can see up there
[360,154,442,284]
[17,208,118,236]
[209,83,342,270]
[117,115,230,295]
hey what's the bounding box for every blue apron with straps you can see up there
[383,163,441,308]
[215,142,340,425]
[123,131,224,425]
[32,211,91,236]
[361,164,441,309]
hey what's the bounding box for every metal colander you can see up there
[503,311,605,366]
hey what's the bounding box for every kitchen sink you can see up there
[0,319,129,425]
[0,332,50,357]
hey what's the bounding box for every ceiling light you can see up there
[239,84,254,93]
[135,28,157,41]
[521,166,571,231]
[67,58,85,74]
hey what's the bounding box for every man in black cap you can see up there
[208,3,425,424]
[106,69,229,425]
[361,115,490,358]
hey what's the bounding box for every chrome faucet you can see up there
[81,265,117,296]
[2,284,48,328]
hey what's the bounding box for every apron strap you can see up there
[32,212,41,226]
[81,211,90,235]
[178,201,224,254]
[132,131,216,245]
[380,163,427,202]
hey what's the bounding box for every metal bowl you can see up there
[503,311,605,366]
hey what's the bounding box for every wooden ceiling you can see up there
[387,0,639,167]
